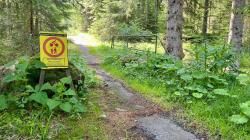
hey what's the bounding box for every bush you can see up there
[0,54,96,114]
[103,44,244,100]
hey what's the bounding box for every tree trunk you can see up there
[243,0,249,44]
[30,0,34,36]
[202,0,209,35]
[35,11,39,36]
[228,0,245,51]
[83,9,90,32]
[165,0,184,59]
[34,1,39,36]
[145,0,150,28]
[154,0,159,33]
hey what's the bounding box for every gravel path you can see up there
[69,36,199,140]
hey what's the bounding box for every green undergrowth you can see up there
[89,45,250,140]
[0,43,108,139]
[0,91,109,139]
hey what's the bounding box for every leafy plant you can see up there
[103,47,240,102]
[229,115,248,124]
[229,101,250,124]
[0,95,8,110]
[1,56,88,114]
[236,74,250,86]
[1,77,86,114]
[191,44,237,73]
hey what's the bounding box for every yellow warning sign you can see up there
[40,32,68,69]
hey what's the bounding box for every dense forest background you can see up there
[0,0,249,62]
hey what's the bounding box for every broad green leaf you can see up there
[60,77,72,84]
[16,63,28,72]
[176,68,186,75]
[229,115,248,124]
[32,60,46,69]
[74,103,86,113]
[47,99,61,111]
[183,92,189,96]
[207,94,216,99]
[192,92,203,99]
[207,83,214,88]
[180,74,192,81]
[54,82,66,93]
[240,101,250,117]
[174,91,188,96]
[187,100,193,104]
[236,74,250,86]
[196,87,208,94]
[0,95,7,110]
[63,89,76,96]
[174,91,181,96]
[26,85,35,93]
[60,102,72,113]
[29,92,48,105]
[184,86,196,91]
[3,73,17,83]
[4,60,17,67]
[125,63,138,67]
[213,89,229,96]
[209,75,228,85]
[34,85,40,92]
[40,83,53,91]
[192,71,206,79]
[156,64,178,71]
[69,97,78,104]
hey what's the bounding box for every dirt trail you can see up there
[69,36,199,140]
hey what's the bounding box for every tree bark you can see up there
[30,0,34,36]
[146,0,150,28]
[243,0,249,44]
[202,0,209,35]
[165,0,185,59]
[228,0,245,51]
[83,7,90,32]
[35,11,39,36]
[154,0,159,33]
[75,0,91,32]
[34,1,39,36]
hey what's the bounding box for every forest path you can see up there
[69,36,198,140]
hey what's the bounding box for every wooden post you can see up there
[126,36,129,48]
[111,36,114,49]
[66,69,75,90]
[39,69,75,90]
[155,35,158,54]
[39,69,45,87]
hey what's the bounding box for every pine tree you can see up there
[228,0,246,51]
[165,0,185,59]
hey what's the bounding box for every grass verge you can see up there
[89,45,250,140]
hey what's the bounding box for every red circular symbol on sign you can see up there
[43,37,65,57]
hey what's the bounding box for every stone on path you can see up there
[137,115,198,140]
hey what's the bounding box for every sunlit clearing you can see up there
[68,33,100,47]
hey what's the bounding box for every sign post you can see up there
[39,32,74,89]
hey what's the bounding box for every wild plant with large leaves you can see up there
[104,46,238,101]
[228,74,250,124]
[0,56,86,114]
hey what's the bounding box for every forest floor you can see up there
[69,36,203,140]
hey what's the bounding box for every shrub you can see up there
[0,55,95,114]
